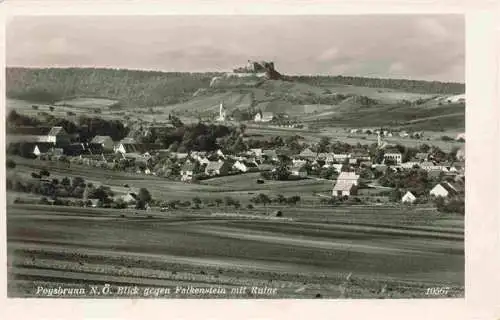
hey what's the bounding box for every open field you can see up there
[7,204,464,298]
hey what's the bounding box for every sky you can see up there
[6,15,465,82]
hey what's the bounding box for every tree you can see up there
[136,188,152,209]
[61,177,71,186]
[252,193,271,206]
[49,106,55,112]
[214,198,223,207]
[318,137,331,153]
[287,195,301,205]
[39,169,50,177]
[192,197,202,207]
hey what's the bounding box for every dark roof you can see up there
[34,143,54,153]
[87,143,104,154]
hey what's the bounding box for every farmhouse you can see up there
[290,165,307,177]
[205,161,231,176]
[420,161,442,171]
[429,182,459,198]
[63,143,87,156]
[262,149,279,162]
[401,191,417,204]
[90,135,114,152]
[299,148,316,160]
[33,143,55,157]
[254,111,274,122]
[115,193,138,206]
[249,148,263,157]
[384,151,402,164]
[233,160,258,173]
[46,126,71,146]
[332,180,357,197]
[399,162,420,170]
[337,171,360,186]
[333,153,351,162]
[181,162,195,182]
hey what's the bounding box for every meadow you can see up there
[7,204,464,298]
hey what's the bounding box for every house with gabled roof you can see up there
[205,160,231,176]
[90,135,114,152]
[401,191,417,204]
[299,148,316,160]
[254,111,274,122]
[290,165,308,177]
[429,182,459,198]
[33,143,54,157]
[262,149,278,162]
[332,180,357,197]
[337,171,360,186]
[47,126,71,146]
[233,160,258,173]
[181,162,196,182]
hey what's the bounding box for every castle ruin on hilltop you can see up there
[232,60,282,80]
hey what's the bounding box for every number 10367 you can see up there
[426,287,450,296]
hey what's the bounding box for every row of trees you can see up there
[291,75,465,95]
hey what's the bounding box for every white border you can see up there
[1,1,499,320]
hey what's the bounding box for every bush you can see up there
[246,204,254,209]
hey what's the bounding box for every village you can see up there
[6,104,465,215]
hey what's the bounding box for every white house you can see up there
[233,160,258,173]
[333,153,351,162]
[420,161,442,171]
[254,111,274,122]
[384,152,402,164]
[205,161,231,176]
[181,162,195,182]
[290,165,307,177]
[399,161,420,170]
[292,158,307,167]
[337,171,360,186]
[401,191,417,204]
[299,148,316,159]
[332,180,357,197]
[33,144,54,157]
[429,182,458,198]
[249,148,263,157]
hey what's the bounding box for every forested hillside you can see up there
[6,68,218,107]
[290,75,465,95]
[7,68,465,109]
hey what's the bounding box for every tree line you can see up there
[6,67,218,106]
[290,75,465,95]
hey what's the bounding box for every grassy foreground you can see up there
[7,204,464,299]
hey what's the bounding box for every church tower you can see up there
[217,101,226,122]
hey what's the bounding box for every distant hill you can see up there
[6,67,218,107]
[6,67,465,130]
